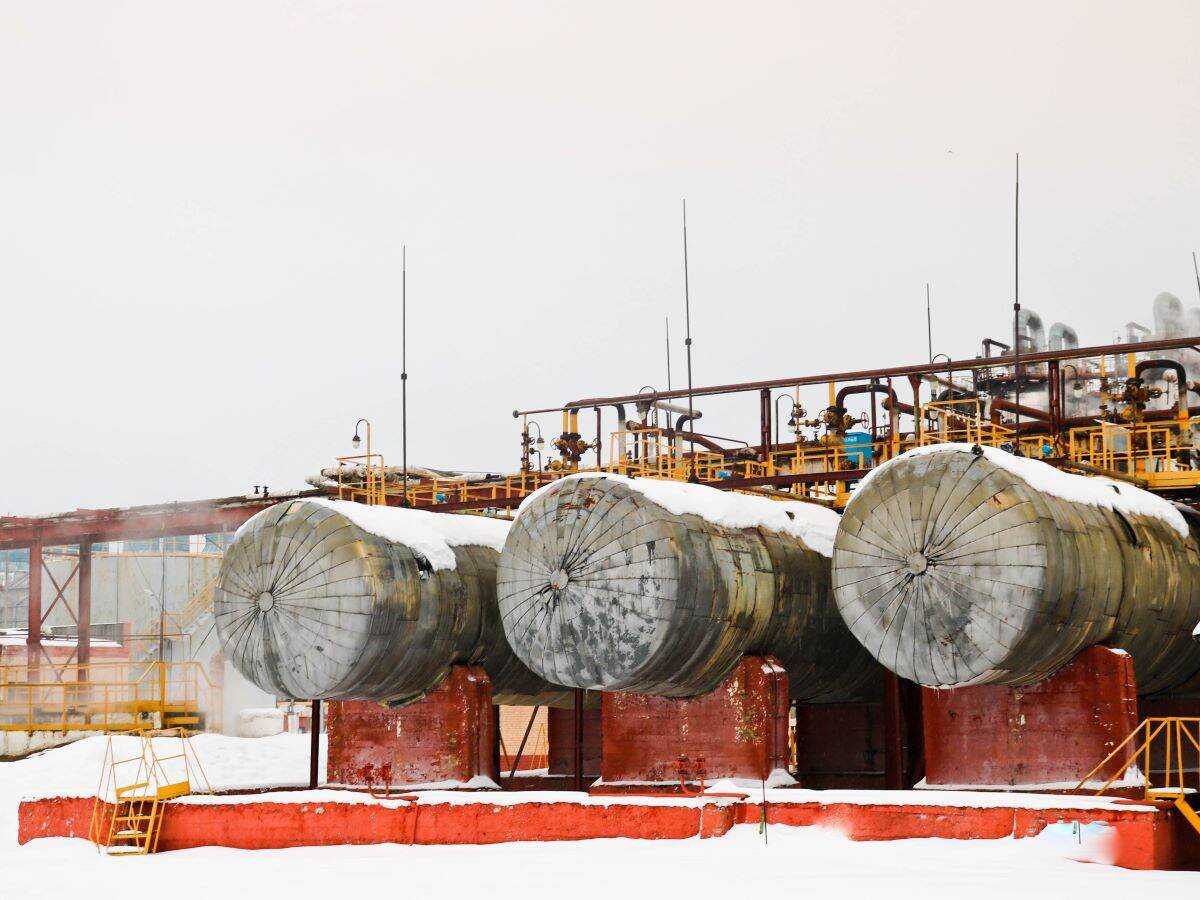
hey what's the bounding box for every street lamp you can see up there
[351,418,371,453]
[774,391,802,446]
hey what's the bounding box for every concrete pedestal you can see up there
[923,646,1138,788]
[547,706,602,777]
[795,701,885,789]
[599,655,790,787]
[326,665,496,789]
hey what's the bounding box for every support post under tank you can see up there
[594,656,792,792]
[325,665,497,790]
[922,646,1137,789]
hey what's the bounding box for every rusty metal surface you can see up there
[509,335,1200,415]
[832,450,1200,695]
[600,655,790,783]
[496,477,880,701]
[213,499,569,706]
[0,491,322,551]
[325,666,496,788]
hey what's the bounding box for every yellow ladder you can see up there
[1077,717,1200,838]
[90,728,211,856]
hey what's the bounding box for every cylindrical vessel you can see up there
[213,499,568,706]
[832,446,1200,695]
[496,475,880,701]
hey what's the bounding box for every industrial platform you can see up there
[18,786,1200,871]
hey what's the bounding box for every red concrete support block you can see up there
[547,706,602,777]
[600,655,789,785]
[326,665,496,788]
[795,701,885,789]
[923,645,1138,788]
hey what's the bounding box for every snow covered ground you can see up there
[4,735,1200,898]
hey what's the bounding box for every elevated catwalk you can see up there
[19,787,1198,870]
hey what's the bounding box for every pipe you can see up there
[835,383,898,413]
[518,336,1200,416]
[1136,358,1189,419]
[1048,322,1079,351]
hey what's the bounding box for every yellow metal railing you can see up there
[0,660,216,733]
[1068,418,1200,486]
[90,727,213,855]
[328,401,1200,514]
[1078,717,1200,835]
[335,452,389,506]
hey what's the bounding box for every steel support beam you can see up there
[77,540,92,676]
[26,542,41,674]
[511,335,1200,415]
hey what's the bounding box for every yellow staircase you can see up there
[90,728,211,856]
[1077,716,1200,838]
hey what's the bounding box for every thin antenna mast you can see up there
[926,283,932,363]
[401,245,409,506]
[682,200,696,480]
[1012,153,1021,452]
[665,317,672,392]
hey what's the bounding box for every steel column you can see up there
[309,699,322,789]
[26,542,42,673]
[759,388,771,461]
[883,671,903,789]
[77,540,92,676]
[573,688,584,792]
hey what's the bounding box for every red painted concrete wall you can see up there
[923,646,1138,788]
[601,656,789,784]
[547,706,602,777]
[326,665,496,787]
[22,793,1200,870]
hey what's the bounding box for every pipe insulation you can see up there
[496,474,881,701]
[832,445,1200,695]
[213,498,569,706]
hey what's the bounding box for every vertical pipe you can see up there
[1012,153,1022,451]
[401,245,409,506]
[926,283,932,363]
[309,699,322,789]
[682,200,697,481]
[760,388,771,461]
[908,375,923,444]
[1047,360,1061,446]
[883,671,903,789]
[594,408,602,468]
[26,541,42,676]
[573,688,584,792]
[77,540,92,677]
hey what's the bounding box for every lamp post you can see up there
[774,392,801,447]
[528,422,545,471]
[350,419,379,504]
[932,353,954,402]
[351,418,371,455]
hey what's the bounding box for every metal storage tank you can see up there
[832,445,1200,695]
[496,475,881,701]
[213,498,568,707]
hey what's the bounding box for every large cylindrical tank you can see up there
[496,475,881,701]
[832,445,1200,695]
[213,498,568,706]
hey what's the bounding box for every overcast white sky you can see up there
[1,1,1197,514]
